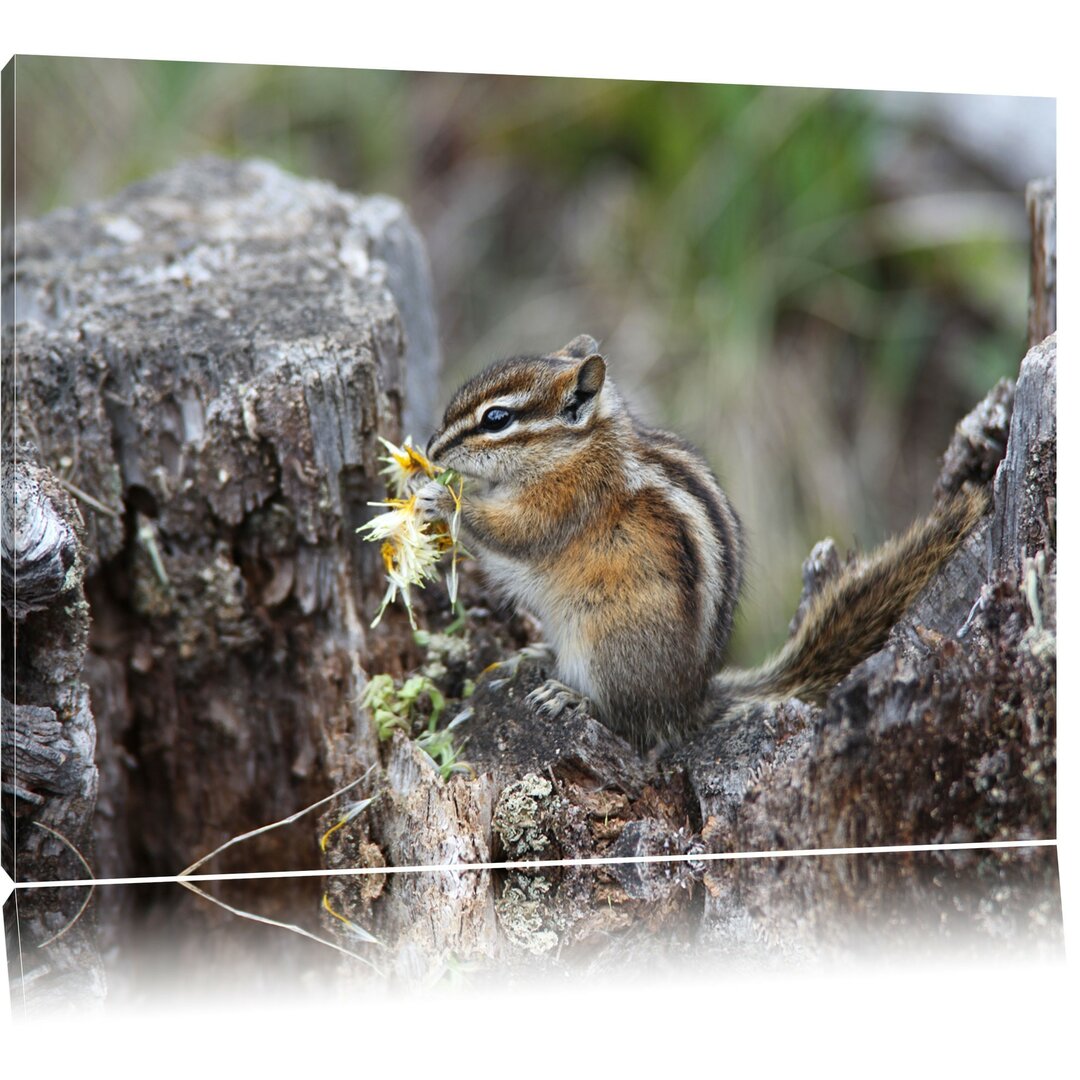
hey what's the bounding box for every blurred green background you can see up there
[13,58,1055,663]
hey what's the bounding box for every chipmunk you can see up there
[416,335,987,750]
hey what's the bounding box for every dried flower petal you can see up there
[359,439,465,626]
[377,436,437,498]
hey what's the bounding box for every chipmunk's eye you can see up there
[480,407,515,432]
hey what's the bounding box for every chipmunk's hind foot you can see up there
[527,678,592,720]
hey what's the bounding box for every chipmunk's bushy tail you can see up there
[713,486,988,708]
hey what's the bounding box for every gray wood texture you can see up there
[1026,178,1056,348]
[4,157,441,881]
[2,451,104,1010]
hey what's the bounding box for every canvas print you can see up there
[1,57,1058,1014]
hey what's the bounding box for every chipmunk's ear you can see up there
[553,334,600,360]
[563,352,606,423]
[576,353,606,395]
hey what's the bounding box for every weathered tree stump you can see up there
[4,157,442,880]
[2,453,97,868]
[2,450,104,1010]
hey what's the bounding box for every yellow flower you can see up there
[377,436,437,499]
[359,438,466,626]
[359,495,441,628]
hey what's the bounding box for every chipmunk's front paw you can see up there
[414,478,455,523]
[527,678,592,720]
